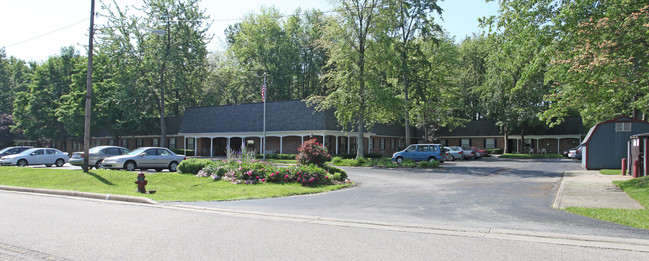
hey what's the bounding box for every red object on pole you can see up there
[622,158,627,176]
[633,160,640,178]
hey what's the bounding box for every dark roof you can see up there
[439,120,502,136]
[439,116,584,137]
[93,117,183,137]
[180,100,341,134]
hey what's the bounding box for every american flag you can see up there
[261,84,267,102]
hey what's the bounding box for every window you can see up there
[121,139,128,148]
[417,145,428,152]
[152,138,159,147]
[441,139,447,146]
[160,149,172,156]
[486,139,496,149]
[137,139,143,148]
[390,139,395,150]
[169,138,176,149]
[406,145,416,152]
[46,149,56,154]
[94,139,101,146]
[461,139,470,148]
[369,139,374,150]
[188,138,195,149]
[616,122,631,132]
[380,138,385,150]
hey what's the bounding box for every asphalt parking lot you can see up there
[173,157,649,239]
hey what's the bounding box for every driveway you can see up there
[172,157,649,239]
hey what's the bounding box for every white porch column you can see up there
[260,136,264,154]
[335,136,339,155]
[301,136,304,145]
[209,137,214,158]
[348,136,351,153]
[227,137,231,150]
[194,137,198,157]
[557,138,560,155]
[368,137,372,153]
[183,137,186,153]
[323,135,326,148]
[280,136,283,154]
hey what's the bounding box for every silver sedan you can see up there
[101,147,185,172]
[69,146,130,169]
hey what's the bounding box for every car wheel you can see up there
[17,159,27,167]
[155,168,163,172]
[168,161,178,172]
[428,157,436,162]
[94,160,102,169]
[449,155,455,161]
[55,159,65,167]
[396,157,404,164]
[124,161,136,171]
[45,164,52,167]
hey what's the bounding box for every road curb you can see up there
[164,204,649,253]
[552,171,567,209]
[0,185,157,205]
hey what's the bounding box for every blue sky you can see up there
[0,0,499,62]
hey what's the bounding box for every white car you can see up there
[101,147,185,172]
[0,148,69,167]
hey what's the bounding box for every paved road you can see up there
[2,191,648,260]
[173,157,649,239]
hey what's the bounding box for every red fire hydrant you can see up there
[135,172,148,193]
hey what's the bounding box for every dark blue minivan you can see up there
[392,144,445,164]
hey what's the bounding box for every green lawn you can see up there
[0,167,351,202]
[499,153,564,159]
[565,176,649,229]
[599,169,623,175]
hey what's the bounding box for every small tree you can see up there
[296,139,331,167]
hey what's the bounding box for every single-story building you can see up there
[439,117,584,154]
[581,116,649,170]
[178,100,409,157]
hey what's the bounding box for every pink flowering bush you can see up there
[296,139,331,167]
[195,159,338,186]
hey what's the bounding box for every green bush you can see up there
[487,148,503,154]
[401,159,416,168]
[322,165,348,180]
[364,153,383,159]
[335,154,356,159]
[418,160,440,168]
[331,156,343,164]
[256,154,298,160]
[178,158,215,174]
[172,149,194,156]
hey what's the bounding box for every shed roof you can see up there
[583,116,649,145]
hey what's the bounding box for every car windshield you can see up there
[18,148,38,155]
[89,147,104,153]
[127,148,148,156]
[0,148,11,154]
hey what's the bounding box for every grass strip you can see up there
[0,167,351,202]
[599,169,623,175]
[564,176,649,229]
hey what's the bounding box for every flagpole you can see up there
[263,74,267,161]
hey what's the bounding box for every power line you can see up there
[2,18,89,49]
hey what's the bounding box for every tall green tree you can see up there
[13,47,82,147]
[381,0,442,144]
[543,1,649,127]
[99,0,210,146]
[456,34,489,120]
[316,0,398,158]
[480,0,555,153]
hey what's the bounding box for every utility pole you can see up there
[83,0,95,173]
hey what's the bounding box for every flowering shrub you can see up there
[296,139,331,167]
[196,164,226,180]
[195,160,335,186]
[226,142,257,162]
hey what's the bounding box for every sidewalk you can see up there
[553,170,644,209]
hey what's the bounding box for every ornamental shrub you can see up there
[322,165,348,181]
[418,160,440,168]
[296,139,331,167]
[178,158,216,174]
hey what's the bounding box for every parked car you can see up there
[69,146,130,169]
[0,148,69,167]
[0,146,33,159]
[101,147,185,172]
[568,144,583,160]
[392,144,445,164]
[444,146,465,161]
[461,147,478,159]
[471,147,488,157]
